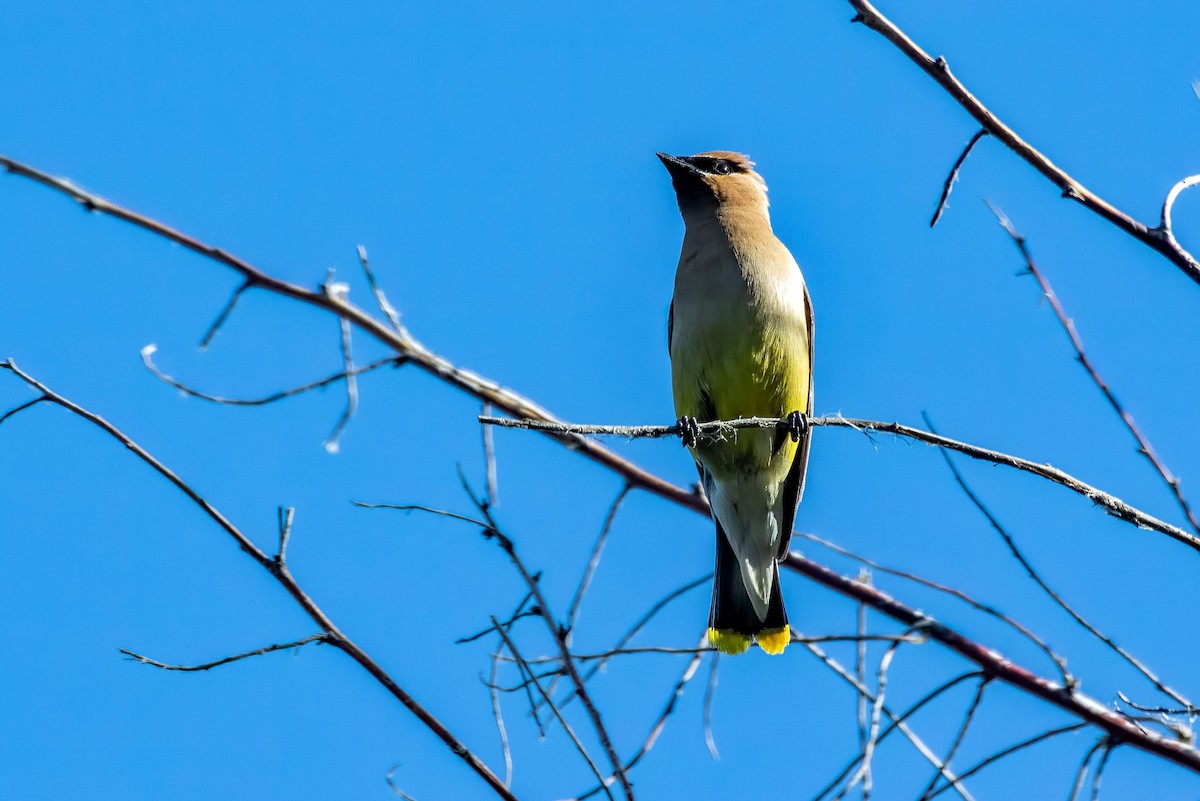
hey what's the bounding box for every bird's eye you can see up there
[711,160,732,175]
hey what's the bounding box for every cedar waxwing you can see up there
[658,151,814,656]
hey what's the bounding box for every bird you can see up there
[658,151,813,656]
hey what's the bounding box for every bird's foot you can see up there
[786,410,810,442]
[676,416,701,449]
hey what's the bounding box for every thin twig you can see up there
[488,644,514,788]
[924,724,1090,800]
[481,414,1200,556]
[199,280,252,349]
[119,634,328,671]
[385,765,420,801]
[0,396,46,427]
[482,401,500,506]
[842,0,1200,285]
[463,479,633,801]
[703,651,720,760]
[986,201,1200,535]
[930,129,988,228]
[835,634,911,801]
[799,530,1070,686]
[927,411,1192,710]
[142,344,402,407]
[357,244,407,335]
[568,634,707,801]
[1067,739,1108,801]
[803,638,975,801]
[917,678,991,801]
[1091,743,1117,801]
[545,574,710,715]
[811,672,985,801]
[1115,691,1197,717]
[567,483,634,634]
[855,570,871,799]
[510,636,925,665]
[490,617,614,801]
[276,506,295,565]
[324,274,358,454]
[354,502,490,529]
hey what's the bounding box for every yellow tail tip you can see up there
[755,627,790,655]
[707,628,752,655]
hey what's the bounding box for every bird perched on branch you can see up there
[658,151,813,656]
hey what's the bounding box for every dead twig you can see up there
[120,634,328,671]
[930,129,988,228]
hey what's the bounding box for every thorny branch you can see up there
[844,0,1200,286]
[479,414,1200,556]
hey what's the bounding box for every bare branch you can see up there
[843,0,1200,285]
[120,634,328,671]
[803,637,975,801]
[812,671,986,801]
[568,634,707,801]
[6,155,1200,779]
[456,477,633,801]
[930,129,988,228]
[835,634,911,801]
[490,617,614,801]
[567,483,634,634]
[986,202,1200,535]
[481,414,1200,556]
[0,360,517,800]
[546,574,710,715]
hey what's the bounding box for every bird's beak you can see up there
[657,152,700,178]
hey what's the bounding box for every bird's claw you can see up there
[786,411,809,442]
[677,416,701,449]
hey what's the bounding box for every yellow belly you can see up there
[672,315,810,481]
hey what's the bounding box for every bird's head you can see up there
[656,151,769,218]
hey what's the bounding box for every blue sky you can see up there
[3,2,1200,798]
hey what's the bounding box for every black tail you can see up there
[708,519,788,655]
